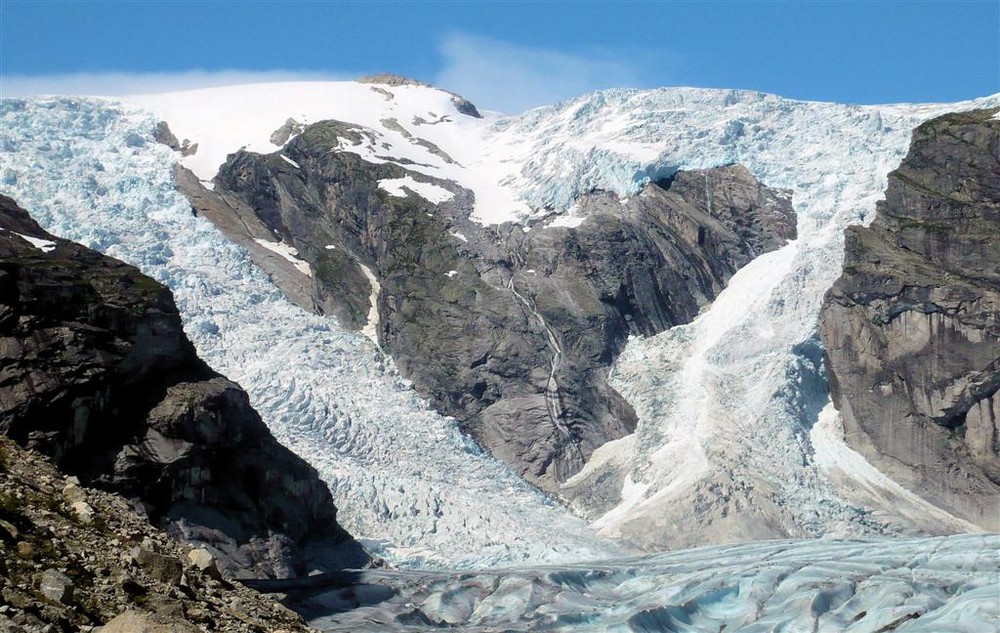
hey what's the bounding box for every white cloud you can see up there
[0,69,352,99]
[434,32,646,114]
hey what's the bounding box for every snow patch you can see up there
[450,231,468,243]
[7,230,57,253]
[445,270,458,278]
[253,238,312,277]
[545,202,586,229]
[357,263,381,344]
[546,214,586,229]
[279,154,300,168]
[377,176,454,204]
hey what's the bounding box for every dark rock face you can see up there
[819,108,1000,530]
[0,194,368,577]
[179,122,795,498]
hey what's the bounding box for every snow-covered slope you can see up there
[124,82,532,224]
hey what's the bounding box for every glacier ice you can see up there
[307,533,1000,632]
[532,89,1000,543]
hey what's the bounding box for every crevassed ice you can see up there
[0,97,617,569]
[314,533,1000,632]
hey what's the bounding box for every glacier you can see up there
[530,89,1000,544]
[2,81,999,631]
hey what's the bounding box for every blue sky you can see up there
[1,1,997,112]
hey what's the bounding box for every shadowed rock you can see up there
[0,194,369,577]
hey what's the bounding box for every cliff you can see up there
[819,108,1000,530]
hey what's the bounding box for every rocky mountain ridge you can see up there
[173,120,796,497]
[0,194,368,577]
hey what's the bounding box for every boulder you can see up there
[39,569,73,604]
[71,501,95,524]
[186,548,222,580]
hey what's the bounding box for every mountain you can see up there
[0,193,367,578]
[0,80,997,570]
[180,128,796,498]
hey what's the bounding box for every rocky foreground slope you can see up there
[0,436,312,632]
[0,194,367,577]
[820,108,1000,531]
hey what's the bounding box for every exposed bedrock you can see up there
[819,108,1000,530]
[175,119,796,498]
[0,194,368,577]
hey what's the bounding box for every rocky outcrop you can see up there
[357,74,482,117]
[819,108,1000,530]
[175,121,795,498]
[0,436,313,632]
[0,194,368,577]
